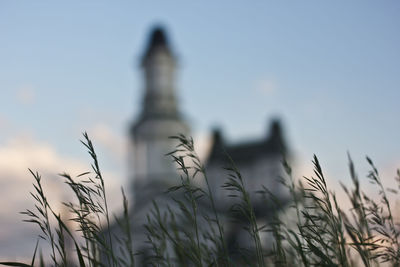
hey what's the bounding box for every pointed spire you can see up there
[132,25,182,133]
[149,27,168,47]
[142,26,173,64]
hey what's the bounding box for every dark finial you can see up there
[149,26,168,48]
[267,118,287,155]
[142,25,173,64]
[206,127,225,162]
[270,119,282,138]
[212,127,224,147]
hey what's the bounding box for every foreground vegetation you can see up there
[1,133,399,266]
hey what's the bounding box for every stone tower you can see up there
[130,27,189,202]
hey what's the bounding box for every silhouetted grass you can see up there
[1,134,399,266]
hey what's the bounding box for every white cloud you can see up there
[291,153,400,220]
[16,84,35,105]
[378,159,400,219]
[0,134,124,261]
[290,152,357,212]
[89,123,127,162]
[255,77,278,96]
[0,114,9,131]
[0,115,14,141]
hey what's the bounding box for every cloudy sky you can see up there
[1,0,400,260]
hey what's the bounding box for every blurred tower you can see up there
[130,27,189,202]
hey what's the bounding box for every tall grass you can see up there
[1,133,399,266]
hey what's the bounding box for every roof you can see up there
[206,119,287,165]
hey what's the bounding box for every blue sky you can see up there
[1,0,400,259]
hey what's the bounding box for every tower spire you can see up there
[139,26,178,120]
[130,26,189,196]
[142,27,171,62]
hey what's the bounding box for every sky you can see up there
[1,0,400,260]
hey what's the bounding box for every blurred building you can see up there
[109,26,289,265]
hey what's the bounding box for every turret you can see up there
[130,26,189,199]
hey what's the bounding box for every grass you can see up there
[1,133,399,266]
